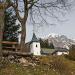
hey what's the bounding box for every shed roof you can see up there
[41,48,68,55]
[52,48,69,55]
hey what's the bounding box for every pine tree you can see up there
[3,9,20,42]
[49,43,55,49]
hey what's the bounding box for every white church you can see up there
[30,33,41,55]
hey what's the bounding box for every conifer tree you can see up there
[49,43,55,49]
[3,9,20,42]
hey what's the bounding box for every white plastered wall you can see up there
[30,42,41,55]
[56,52,69,55]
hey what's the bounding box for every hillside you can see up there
[0,56,75,75]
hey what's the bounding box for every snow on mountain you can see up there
[40,33,75,49]
[41,33,59,39]
[48,33,59,37]
[73,39,75,42]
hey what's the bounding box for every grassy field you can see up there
[0,55,75,75]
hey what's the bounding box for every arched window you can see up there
[36,44,37,47]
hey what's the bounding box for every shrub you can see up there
[68,45,75,60]
[50,56,72,75]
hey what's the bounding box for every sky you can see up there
[17,0,75,43]
[25,7,75,43]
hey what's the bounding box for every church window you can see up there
[36,44,37,47]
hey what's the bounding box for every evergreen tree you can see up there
[49,43,55,49]
[3,9,20,42]
[40,38,44,48]
[40,38,54,49]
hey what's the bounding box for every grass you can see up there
[0,62,59,75]
[41,48,54,50]
[0,55,75,75]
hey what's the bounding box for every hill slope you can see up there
[0,56,75,75]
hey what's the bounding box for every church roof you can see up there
[30,33,39,44]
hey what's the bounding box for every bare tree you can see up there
[0,0,7,60]
[1,0,75,52]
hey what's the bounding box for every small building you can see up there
[52,48,69,55]
[30,33,41,55]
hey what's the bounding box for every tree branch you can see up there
[14,0,23,23]
[28,0,39,9]
[7,0,23,23]
[23,0,28,23]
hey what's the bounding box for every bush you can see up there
[50,56,72,75]
[68,45,75,60]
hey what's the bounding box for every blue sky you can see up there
[25,7,75,42]
[17,0,75,42]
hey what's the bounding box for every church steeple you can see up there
[30,33,41,55]
[30,33,39,43]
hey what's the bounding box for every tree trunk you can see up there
[20,21,26,52]
[0,9,5,59]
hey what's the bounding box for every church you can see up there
[30,33,41,55]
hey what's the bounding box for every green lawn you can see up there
[41,48,55,50]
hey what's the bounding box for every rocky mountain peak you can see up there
[40,33,75,49]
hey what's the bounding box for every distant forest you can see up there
[39,39,54,49]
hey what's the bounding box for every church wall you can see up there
[30,42,41,55]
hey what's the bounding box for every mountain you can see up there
[41,34,75,49]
